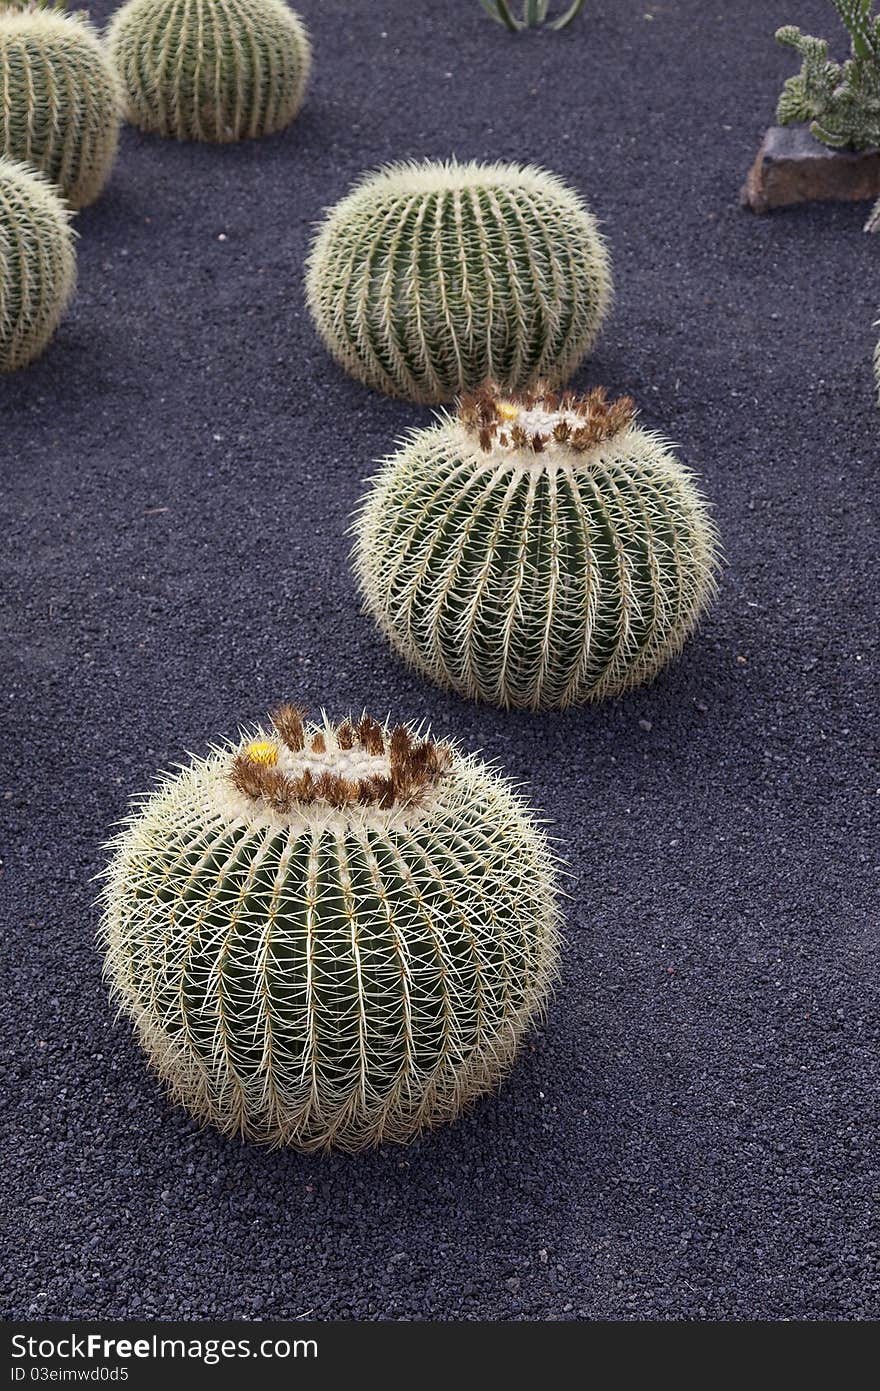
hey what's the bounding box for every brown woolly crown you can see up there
[458,380,635,455]
[230,705,453,815]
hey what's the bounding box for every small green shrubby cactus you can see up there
[0,156,75,370]
[776,3,880,149]
[100,704,561,1151]
[0,4,121,209]
[306,159,612,404]
[354,383,719,710]
[107,0,311,142]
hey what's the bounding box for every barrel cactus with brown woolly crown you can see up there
[100,704,561,1151]
[306,159,612,404]
[107,0,311,142]
[0,155,75,371]
[354,383,720,710]
[0,4,120,209]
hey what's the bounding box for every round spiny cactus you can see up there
[354,383,720,710]
[0,156,75,371]
[100,704,561,1151]
[305,159,612,404]
[107,0,311,143]
[0,6,121,209]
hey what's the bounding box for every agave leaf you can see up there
[478,0,523,31]
[549,0,586,29]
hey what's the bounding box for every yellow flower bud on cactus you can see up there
[244,740,278,765]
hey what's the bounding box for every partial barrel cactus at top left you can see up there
[0,156,76,371]
[0,5,121,209]
[306,159,612,404]
[107,0,311,142]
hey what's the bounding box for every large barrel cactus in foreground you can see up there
[0,6,120,209]
[0,156,75,371]
[306,159,612,403]
[107,0,311,142]
[354,383,720,709]
[100,705,560,1151]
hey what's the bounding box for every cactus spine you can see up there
[107,0,311,143]
[0,156,75,370]
[0,7,121,209]
[100,705,561,1151]
[354,383,720,711]
[306,160,612,404]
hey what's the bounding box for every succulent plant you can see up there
[100,704,561,1151]
[0,156,75,371]
[354,383,720,710]
[0,4,120,209]
[776,4,880,150]
[478,0,585,31]
[107,0,311,143]
[306,159,612,404]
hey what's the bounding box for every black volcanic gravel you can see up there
[1,0,877,1323]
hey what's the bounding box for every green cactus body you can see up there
[775,12,880,150]
[100,706,560,1151]
[0,156,75,371]
[354,384,720,710]
[306,160,612,404]
[0,8,121,209]
[107,0,311,142]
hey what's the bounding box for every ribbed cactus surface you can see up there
[0,8,120,209]
[306,160,612,404]
[107,0,311,142]
[0,155,75,370]
[355,384,720,710]
[100,705,560,1151]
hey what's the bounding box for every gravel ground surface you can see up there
[2,0,877,1322]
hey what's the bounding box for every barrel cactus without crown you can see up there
[306,159,612,404]
[107,0,311,142]
[0,156,75,371]
[354,383,720,710]
[0,4,120,209]
[100,705,561,1151]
